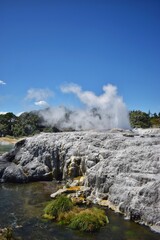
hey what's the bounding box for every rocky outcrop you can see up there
[0,129,160,229]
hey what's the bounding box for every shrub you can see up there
[69,207,109,232]
[43,195,73,219]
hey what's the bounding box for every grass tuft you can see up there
[69,207,108,232]
[43,195,73,219]
[43,196,109,232]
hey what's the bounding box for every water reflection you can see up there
[0,182,159,240]
[0,143,14,155]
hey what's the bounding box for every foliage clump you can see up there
[43,195,109,232]
[69,208,109,232]
[58,206,81,225]
[44,195,73,219]
[129,110,151,128]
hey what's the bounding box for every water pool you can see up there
[0,182,159,240]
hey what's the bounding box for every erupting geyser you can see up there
[39,84,130,130]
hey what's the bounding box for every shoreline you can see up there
[0,137,24,144]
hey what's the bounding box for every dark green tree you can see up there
[129,110,151,128]
[12,112,42,137]
[0,112,17,136]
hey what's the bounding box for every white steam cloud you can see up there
[26,88,54,106]
[61,84,121,108]
[26,88,53,101]
[35,100,49,107]
[39,83,130,130]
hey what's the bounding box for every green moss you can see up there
[43,196,109,232]
[69,208,109,232]
[43,195,73,219]
[58,206,82,225]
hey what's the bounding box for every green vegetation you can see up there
[129,110,151,128]
[129,110,160,128]
[69,208,109,232]
[0,113,17,137]
[58,206,81,225]
[0,111,60,137]
[43,195,109,232]
[150,112,160,127]
[44,195,73,220]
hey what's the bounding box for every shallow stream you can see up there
[0,182,159,240]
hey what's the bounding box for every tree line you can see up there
[129,110,160,128]
[0,111,59,137]
[0,110,160,137]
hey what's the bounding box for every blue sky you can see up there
[0,0,160,114]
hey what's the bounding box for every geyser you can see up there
[39,84,130,130]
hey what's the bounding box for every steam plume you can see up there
[39,84,130,130]
[25,88,54,106]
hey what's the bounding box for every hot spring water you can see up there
[0,182,159,240]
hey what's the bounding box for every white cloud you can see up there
[0,80,6,85]
[26,88,54,101]
[35,100,49,107]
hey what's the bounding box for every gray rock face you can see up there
[0,128,160,228]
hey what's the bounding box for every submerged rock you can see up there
[0,129,160,229]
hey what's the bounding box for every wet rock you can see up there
[2,163,27,183]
